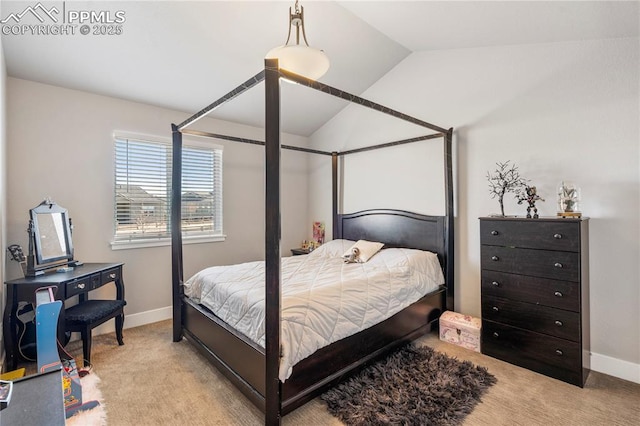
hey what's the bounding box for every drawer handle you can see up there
[554,291,563,298]
[492,281,500,287]
[555,349,564,356]
[491,230,499,236]
[109,273,117,279]
[554,262,563,268]
[553,233,563,239]
[492,306,499,312]
[77,283,85,289]
[555,320,563,327]
[491,255,499,261]
[492,332,499,338]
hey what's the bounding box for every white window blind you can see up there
[113,134,223,245]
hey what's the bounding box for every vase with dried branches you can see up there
[486,161,527,217]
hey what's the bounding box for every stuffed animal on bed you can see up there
[342,240,384,264]
[343,247,360,263]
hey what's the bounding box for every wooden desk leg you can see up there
[115,313,125,346]
[115,273,125,346]
[2,285,18,371]
[115,274,125,307]
[80,327,91,366]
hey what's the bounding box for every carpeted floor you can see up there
[65,320,640,425]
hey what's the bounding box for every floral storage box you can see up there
[439,311,482,352]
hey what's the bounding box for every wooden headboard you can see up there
[336,209,446,268]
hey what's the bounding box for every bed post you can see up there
[171,124,184,342]
[264,58,282,425]
[331,152,338,239]
[444,128,454,311]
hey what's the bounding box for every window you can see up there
[112,133,223,249]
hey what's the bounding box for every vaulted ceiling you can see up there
[2,1,637,136]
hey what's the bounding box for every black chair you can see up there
[65,299,126,366]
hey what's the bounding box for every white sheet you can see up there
[183,239,444,381]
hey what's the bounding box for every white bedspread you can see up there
[183,239,444,381]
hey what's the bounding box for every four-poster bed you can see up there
[171,59,454,425]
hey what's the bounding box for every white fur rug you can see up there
[66,373,107,425]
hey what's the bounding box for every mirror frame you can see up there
[30,200,74,266]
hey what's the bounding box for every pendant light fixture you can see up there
[265,0,330,80]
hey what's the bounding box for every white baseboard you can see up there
[88,305,172,338]
[591,352,640,384]
[88,306,640,385]
[121,305,173,329]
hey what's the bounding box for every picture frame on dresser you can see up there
[479,216,590,387]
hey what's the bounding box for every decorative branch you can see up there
[486,161,527,216]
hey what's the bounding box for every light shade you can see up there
[265,1,330,80]
[266,45,330,80]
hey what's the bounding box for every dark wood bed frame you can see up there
[171,59,454,425]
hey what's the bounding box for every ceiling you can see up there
[1,1,638,136]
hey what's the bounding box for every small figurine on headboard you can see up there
[517,186,545,218]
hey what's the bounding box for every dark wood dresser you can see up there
[479,217,590,387]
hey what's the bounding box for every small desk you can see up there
[3,262,125,371]
[1,368,66,426]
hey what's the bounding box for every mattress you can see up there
[183,239,444,381]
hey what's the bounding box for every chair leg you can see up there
[115,313,125,346]
[81,327,92,367]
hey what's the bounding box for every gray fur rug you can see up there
[321,345,497,425]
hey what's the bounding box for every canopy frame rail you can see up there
[178,70,266,131]
[277,68,448,135]
[340,133,444,156]
[178,65,447,137]
[181,128,334,156]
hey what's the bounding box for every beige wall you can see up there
[309,38,640,382]
[5,78,310,327]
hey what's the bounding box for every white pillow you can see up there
[309,239,355,258]
[342,240,384,263]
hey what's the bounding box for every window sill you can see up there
[110,234,226,251]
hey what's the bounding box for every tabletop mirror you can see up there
[26,199,78,277]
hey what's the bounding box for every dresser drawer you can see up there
[482,320,583,385]
[101,267,121,285]
[481,270,579,311]
[482,296,580,341]
[480,220,580,252]
[66,273,101,298]
[481,246,579,282]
